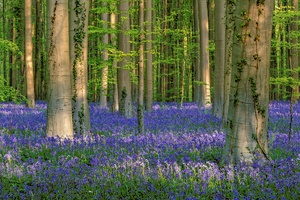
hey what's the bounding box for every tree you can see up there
[290,0,299,100]
[99,1,109,108]
[193,0,200,103]
[110,5,119,112]
[138,0,145,134]
[198,0,211,107]
[213,0,225,117]
[46,0,73,138]
[145,0,153,111]
[118,0,133,118]
[222,0,274,163]
[69,0,91,135]
[25,0,35,108]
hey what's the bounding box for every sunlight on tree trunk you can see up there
[222,0,274,164]
[47,0,73,138]
[25,0,35,108]
[198,0,211,107]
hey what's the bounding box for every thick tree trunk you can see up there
[47,0,73,138]
[25,0,35,108]
[69,0,91,135]
[222,1,274,163]
[199,0,211,107]
[118,0,133,118]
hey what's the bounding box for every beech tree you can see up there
[145,0,153,112]
[213,0,226,117]
[138,0,145,134]
[99,1,109,108]
[118,0,133,118]
[198,0,211,107]
[69,0,91,134]
[25,0,35,108]
[222,0,274,163]
[46,0,73,138]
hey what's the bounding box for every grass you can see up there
[0,101,299,199]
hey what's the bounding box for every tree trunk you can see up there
[47,0,73,138]
[69,0,91,135]
[291,0,298,100]
[110,11,119,112]
[223,0,235,122]
[99,1,109,108]
[222,0,274,164]
[118,0,133,118]
[25,0,35,108]
[199,0,211,107]
[138,0,145,134]
[193,0,200,103]
[145,0,153,111]
[213,0,225,117]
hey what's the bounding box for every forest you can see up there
[0,0,299,199]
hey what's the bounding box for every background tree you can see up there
[25,0,35,108]
[118,0,133,118]
[69,0,91,134]
[99,0,109,108]
[213,0,226,117]
[46,0,73,138]
[145,0,153,111]
[138,0,145,134]
[199,0,211,107]
[222,0,274,163]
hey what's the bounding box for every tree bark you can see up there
[69,0,91,135]
[138,0,145,134]
[110,10,119,112]
[145,0,153,111]
[222,0,274,164]
[213,0,226,117]
[25,0,35,108]
[291,0,298,100]
[199,0,211,107]
[47,0,73,138]
[118,0,133,118]
[99,1,109,108]
[193,0,200,103]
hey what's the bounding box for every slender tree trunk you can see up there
[199,0,211,107]
[291,0,298,100]
[99,1,109,107]
[193,0,200,103]
[145,0,153,111]
[118,0,133,118]
[213,0,225,117]
[110,11,119,112]
[69,0,91,135]
[35,0,43,100]
[138,0,145,134]
[222,0,274,164]
[223,0,235,122]
[25,0,35,108]
[47,0,73,138]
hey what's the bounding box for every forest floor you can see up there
[0,101,299,199]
